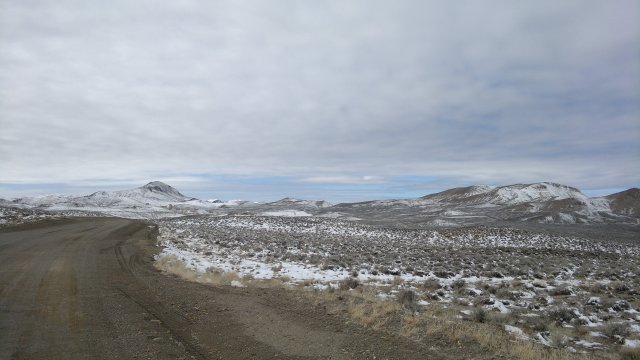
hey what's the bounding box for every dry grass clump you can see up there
[548,327,571,349]
[156,255,241,286]
[397,289,419,312]
[415,309,582,360]
[349,299,401,330]
[156,254,295,289]
[619,347,640,360]
[339,277,360,291]
[526,315,550,332]
[472,307,487,323]
[601,322,631,339]
[548,307,576,325]
[420,278,442,291]
[155,255,198,281]
[304,286,588,360]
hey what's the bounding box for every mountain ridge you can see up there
[330,182,639,225]
[2,181,638,225]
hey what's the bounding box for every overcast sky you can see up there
[1,1,638,202]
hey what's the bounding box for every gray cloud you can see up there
[0,0,638,199]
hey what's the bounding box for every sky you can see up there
[1,1,638,202]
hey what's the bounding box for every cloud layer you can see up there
[1,1,638,200]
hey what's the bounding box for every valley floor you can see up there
[1,213,638,359]
[157,215,640,359]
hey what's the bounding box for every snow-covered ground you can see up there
[260,210,312,217]
[0,206,102,228]
[156,214,640,353]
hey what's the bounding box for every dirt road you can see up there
[0,218,442,359]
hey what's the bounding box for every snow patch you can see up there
[260,210,312,217]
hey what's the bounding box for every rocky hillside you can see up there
[605,188,640,216]
[328,182,639,225]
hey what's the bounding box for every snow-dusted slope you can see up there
[421,182,587,206]
[3,182,335,220]
[85,181,190,206]
[6,181,239,218]
[488,183,587,205]
[330,182,639,225]
[266,197,333,209]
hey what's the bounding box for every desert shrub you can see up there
[397,289,419,312]
[550,286,573,296]
[451,279,466,289]
[589,283,608,294]
[434,270,453,278]
[611,300,631,312]
[601,322,630,339]
[422,278,442,290]
[527,316,550,332]
[549,329,569,349]
[611,281,630,291]
[339,278,360,290]
[496,288,521,301]
[532,280,547,288]
[547,307,575,325]
[472,308,487,323]
[486,312,511,325]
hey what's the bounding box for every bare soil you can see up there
[0,218,467,359]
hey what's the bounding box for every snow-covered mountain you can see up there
[419,182,587,206]
[330,182,640,225]
[85,181,192,206]
[6,181,240,219]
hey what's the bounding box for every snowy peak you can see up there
[138,181,190,201]
[85,181,189,204]
[6,181,210,216]
[140,181,187,199]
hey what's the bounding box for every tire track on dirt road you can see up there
[0,218,444,359]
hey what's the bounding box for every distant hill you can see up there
[605,188,640,216]
[6,181,235,219]
[2,181,638,225]
[330,182,639,225]
[266,197,332,209]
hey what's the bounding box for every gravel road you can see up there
[0,218,443,359]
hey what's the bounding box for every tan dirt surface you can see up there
[0,218,454,359]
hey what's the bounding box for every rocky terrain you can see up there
[157,215,640,355]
